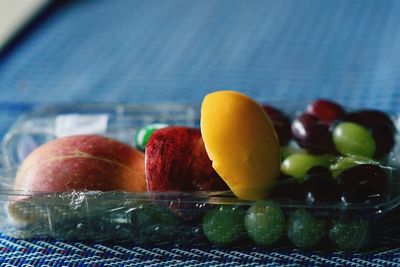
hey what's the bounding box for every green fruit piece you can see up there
[330,156,378,177]
[287,209,327,248]
[281,153,331,181]
[333,122,376,158]
[244,200,285,245]
[135,123,169,150]
[202,205,244,245]
[280,147,307,160]
[134,202,178,243]
[329,218,369,251]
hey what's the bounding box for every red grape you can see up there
[262,105,292,145]
[291,113,336,154]
[306,99,345,124]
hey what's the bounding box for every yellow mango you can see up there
[200,90,280,200]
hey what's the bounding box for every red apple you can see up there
[145,126,228,192]
[14,135,146,193]
[145,126,228,223]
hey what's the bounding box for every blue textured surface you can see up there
[1,224,400,267]
[1,0,400,265]
[1,0,400,110]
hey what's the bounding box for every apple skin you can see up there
[145,126,228,223]
[14,135,146,193]
[145,126,228,192]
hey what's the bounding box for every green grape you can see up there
[280,146,307,160]
[333,122,376,158]
[329,218,369,251]
[134,202,178,244]
[330,155,378,177]
[202,205,244,245]
[135,123,169,150]
[244,200,285,245]
[287,209,327,248]
[281,153,331,180]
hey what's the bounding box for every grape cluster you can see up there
[264,100,394,205]
[289,99,394,158]
[265,100,395,158]
[202,202,370,251]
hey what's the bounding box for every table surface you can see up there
[1,0,400,265]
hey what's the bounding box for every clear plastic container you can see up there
[1,103,400,251]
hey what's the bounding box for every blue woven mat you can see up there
[2,213,400,267]
[1,0,400,265]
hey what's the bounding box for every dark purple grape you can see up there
[291,113,336,154]
[303,166,341,203]
[344,110,395,158]
[336,164,389,203]
[306,99,345,124]
[269,177,305,201]
[344,110,394,131]
[262,105,292,145]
